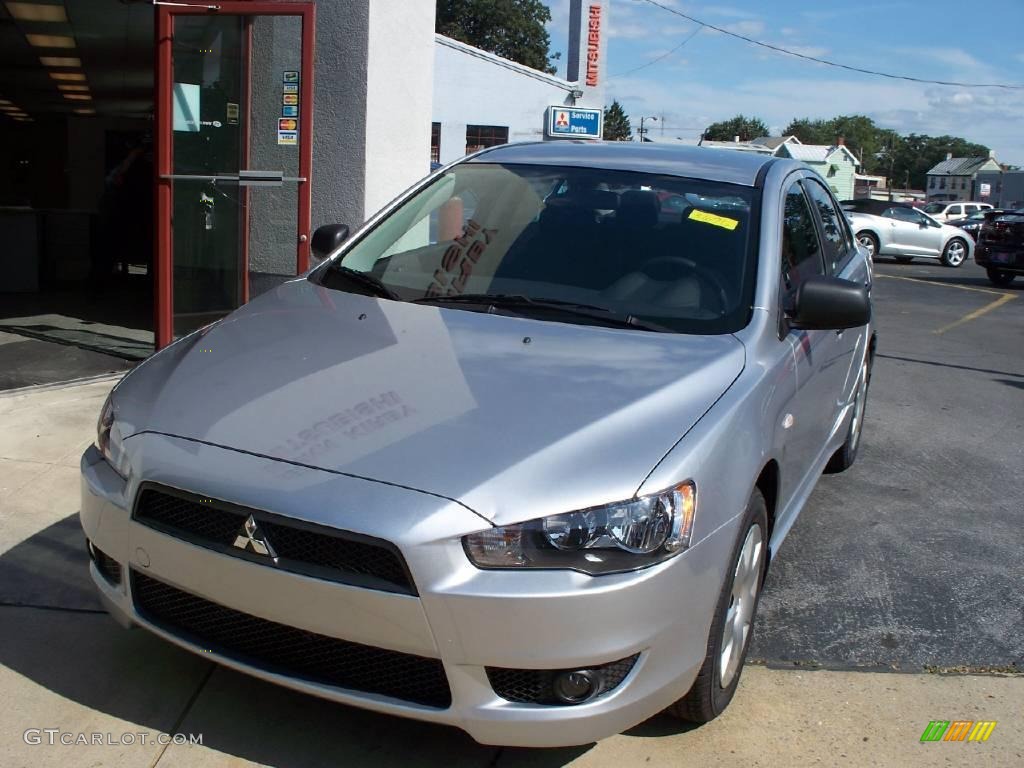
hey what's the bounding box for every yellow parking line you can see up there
[875,273,1005,295]
[874,273,1017,334]
[934,292,1016,335]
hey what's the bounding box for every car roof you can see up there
[465,141,777,187]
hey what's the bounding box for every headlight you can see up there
[96,393,115,461]
[96,392,128,478]
[463,482,696,575]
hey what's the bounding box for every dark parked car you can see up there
[975,210,1024,286]
[946,209,1009,241]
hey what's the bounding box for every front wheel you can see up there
[825,355,871,473]
[987,268,1016,287]
[941,238,968,267]
[666,490,768,723]
[856,231,878,259]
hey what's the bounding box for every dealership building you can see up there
[0,0,607,354]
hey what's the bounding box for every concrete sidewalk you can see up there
[1,379,1021,767]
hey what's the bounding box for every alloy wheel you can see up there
[857,234,876,257]
[945,240,966,266]
[719,523,764,688]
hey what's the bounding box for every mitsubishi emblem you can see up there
[233,515,278,561]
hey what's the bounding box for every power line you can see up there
[609,25,701,79]
[635,0,1024,90]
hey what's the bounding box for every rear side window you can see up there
[781,182,824,302]
[803,178,851,274]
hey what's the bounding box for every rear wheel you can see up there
[666,490,768,723]
[941,238,968,267]
[856,231,878,259]
[894,256,913,264]
[986,268,1016,287]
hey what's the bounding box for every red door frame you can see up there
[154,1,315,348]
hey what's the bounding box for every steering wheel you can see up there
[638,256,730,315]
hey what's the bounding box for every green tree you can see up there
[436,0,559,74]
[784,115,890,173]
[703,115,769,142]
[603,101,632,141]
[783,115,990,189]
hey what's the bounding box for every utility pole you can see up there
[638,115,657,142]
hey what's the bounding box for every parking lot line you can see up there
[874,274,1018,334]
[933,292,1016,335]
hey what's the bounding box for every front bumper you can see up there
[80,435,736,747]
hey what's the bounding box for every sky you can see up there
[545,0,1024,166]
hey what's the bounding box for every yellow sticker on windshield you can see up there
[689,209,739,231]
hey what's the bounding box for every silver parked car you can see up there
[81,143,875,747]
[841,198,973,266]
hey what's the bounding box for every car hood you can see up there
[116,279,745,524]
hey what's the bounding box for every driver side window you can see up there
[780,181,824,305]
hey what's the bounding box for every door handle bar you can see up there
[159,173,306,186]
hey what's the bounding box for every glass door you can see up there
[155,2,314,346]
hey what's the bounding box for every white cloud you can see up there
[609,22,656,40]
[722,19,765,36]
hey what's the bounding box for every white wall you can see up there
[363,0,436,217]
[432,37,596,165]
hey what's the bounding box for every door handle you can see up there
[835,329,844,337]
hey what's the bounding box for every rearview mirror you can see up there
[311,223,350,259]
[787,275,871,331]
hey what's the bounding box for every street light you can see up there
[638,115,657,142]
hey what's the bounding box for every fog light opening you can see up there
[553,669,602,704]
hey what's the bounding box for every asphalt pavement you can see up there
[751,256,1024,673]
[0,331,133,392]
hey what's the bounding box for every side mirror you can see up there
[311,223,350,259]
[787,275,871,331]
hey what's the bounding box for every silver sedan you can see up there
[842,198,973,267]
[81,143,875,747]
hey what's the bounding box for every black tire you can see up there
[825,354,871,473]
[987,268,1016,287]
[941,237,968,268]
[666,489,768,723]
[894,256,913,263]
[856,231,878,259]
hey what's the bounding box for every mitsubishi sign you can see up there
[547,106,603,139]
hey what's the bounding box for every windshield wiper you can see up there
[414,293,672,333]
[322,264,400,300]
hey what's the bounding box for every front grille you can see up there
[88,541,122,586]
[487,654,639,705]
[131,571,452,708]
[133,484,415,595]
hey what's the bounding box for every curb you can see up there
[0,372,125,399]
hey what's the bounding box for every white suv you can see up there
[922,201,993,222]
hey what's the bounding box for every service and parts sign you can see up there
[546,106,602,139]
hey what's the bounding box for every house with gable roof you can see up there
[776,140,861,199]
[925,153,1001,202]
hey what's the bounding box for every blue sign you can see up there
[547,106,602,139]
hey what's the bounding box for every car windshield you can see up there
[315,163,758,334]
[923,203,946,213]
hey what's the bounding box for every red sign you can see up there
[586,4,601,87]
[279,118,297,131]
